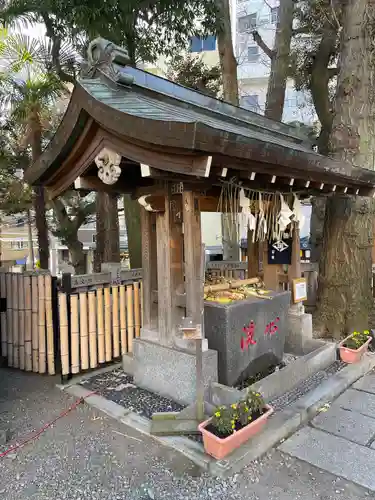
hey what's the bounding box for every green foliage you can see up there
[0,33,69,148]
[0,32,79,79]
[245,390,265,414]
[236,400,253,427]
[211,405,237,436]
[0,71,68,131]
[167,53,222,97]
[210,390,265,438]
[1,0,218,65]
[0,120,32,214]
[344,330,371,350]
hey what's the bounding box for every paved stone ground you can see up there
[0,368,372,499]
[280,368,375,492]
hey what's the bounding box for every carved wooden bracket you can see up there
[94,147,122,185]
[138,195,164,212]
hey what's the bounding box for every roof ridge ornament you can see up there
[80,37,134,86]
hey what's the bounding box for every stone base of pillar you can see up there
[174,336,209,352]
[286,303,314,355]
[132,339,218,405]
[141,328,209,352]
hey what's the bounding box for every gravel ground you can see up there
[0,368,372,500]
[270,361,345,411]
[80,368,184,419]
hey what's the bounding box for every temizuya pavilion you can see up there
[25,38,375,403]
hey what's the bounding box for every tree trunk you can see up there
[309,26,337,155]
[315,0,375,338]
[264,0,294,121]
[68,239,86,275]
[316,196,373,338]
[94,192,105,272]
[310,197,326,263]
[308,26,337,269]
[50,198,88,275]
[26,209,35,270]
[216,0,239,106]
[123,194,142,269]
[30,120,49,270]
[104,193,120,262]
[94,192,120,272]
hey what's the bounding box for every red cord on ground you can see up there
[0,390,97,458]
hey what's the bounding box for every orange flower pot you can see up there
[198,405,274,460]
[339,335,372,364]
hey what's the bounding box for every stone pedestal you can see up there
[132,339,218,405]
[286,303,314,354]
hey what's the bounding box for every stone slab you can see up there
[335,388,375,419]
[209,342,337,406]
[353,373,375,394]
[312,406,375,445]
[279,426,375,492]
[133,339,218,405]
[204,291,291,386]
[251,342,336,401]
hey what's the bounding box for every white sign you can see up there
[293,278,307,303]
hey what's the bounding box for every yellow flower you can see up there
[214,411,220,417]
[231,404,237,409]
[364,330,370,335]
[255,393,260,397]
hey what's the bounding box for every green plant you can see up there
[245,390,265,414]
[211,405,236,436]
[236,400,252,427]
[344,330,370,350]
[210,390,266,437]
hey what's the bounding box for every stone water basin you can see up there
[204,291,291,386]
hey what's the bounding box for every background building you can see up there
[235,0,316,124]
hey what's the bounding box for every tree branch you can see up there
[73,200,96,229]
[41,11,76,84]
[252,31,275,59]
[51,197,73,233]
[310,28,337,153]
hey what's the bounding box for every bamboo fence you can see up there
[0,272,55,374]
[58,280,142,377]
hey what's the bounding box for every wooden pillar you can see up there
[247,228,259,278]
[222,213,239,261]
[262,244,283,291]
[156,192,173,345]
[141,208,152,330]
[183,191,202,322]
[288,223,302,281]
[169,190,185,331]
[140,209,157,331]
